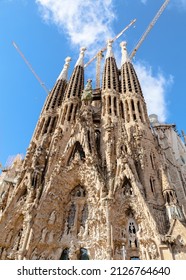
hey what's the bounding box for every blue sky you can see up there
[0,0,186,167]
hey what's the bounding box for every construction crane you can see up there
[12,41,49,94]
[129,0,170,60]
[84,18,136,88]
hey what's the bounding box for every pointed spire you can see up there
[102,39,119,92]
[75,47,86,67]
[120,41,129,66]
[105,39,114,59]
[57,57,72,81]
[64,47,85,100]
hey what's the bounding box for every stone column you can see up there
[105,199,113,259]
[18,213,33,260]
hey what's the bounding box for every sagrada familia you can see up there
[0,40,186,260]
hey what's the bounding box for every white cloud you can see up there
[134,61,173,122]
[35,0,115,51]
[35,0,174,123]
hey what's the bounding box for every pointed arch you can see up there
[122,177,133,197]
[70,185,86,198]
[95,130,101,156]
[127,216,138,249]
[60,248,69,260]
[67,141,85,165]
[78,248,89,260]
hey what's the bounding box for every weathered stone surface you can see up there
[0,43,186,260]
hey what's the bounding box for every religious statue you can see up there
[81,79,93,104]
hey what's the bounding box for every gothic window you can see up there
[67,103,73,121]
[66,185,88,235]
[79,248,89,260]
[120,145,128,157]
[131,99,135,111]
[17,186,27,202]
[125,101,130,123]
[95,130,101,156]
[60,248,69,260]
[68,142,85,165]
[51,84,60,109]
[114,97,117,116]
[71,185,86,197]
[166,192,170,204]
[150,177,155,193]
[137,101,143,122]
[31,171,38,188]
[121,67,126,93]
[128,218,138,248]
[150,153,155,169]
[126,64,132,92]
[120,101,124,119]
[108,96,111,114]
[122,178,133,197]
[75,142,85,160]
[43,117,51,134]
[129,222,136,234]
[57,82,66,107]
[87,130,92,153]
[49,116,58,133]
[46,90,54,110]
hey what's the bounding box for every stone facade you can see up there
[0,41,186,260]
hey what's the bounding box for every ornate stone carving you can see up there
[48,211,56,224]
[1,41,186,262]
[147,241,159,260]
[81,79,93,104]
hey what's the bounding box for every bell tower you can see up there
[60,47,86,127]
[0,38,186,261]
[120,41,150,129]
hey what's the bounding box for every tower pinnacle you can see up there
[57,57,72,81]
[105,39,114,59]
[120,41,129,66]
[75,47,87,67]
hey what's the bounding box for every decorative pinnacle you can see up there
[75,47,87,67]
[57,56,72,81]
[120,41,129,65]
[105,39,114,59]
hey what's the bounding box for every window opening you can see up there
[60,248,69,260]
[79,248,89,260]
[67,104,73,122]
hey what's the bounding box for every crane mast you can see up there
[129,0,170,60]
[84,18,136,88]
[12,41,49,94]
